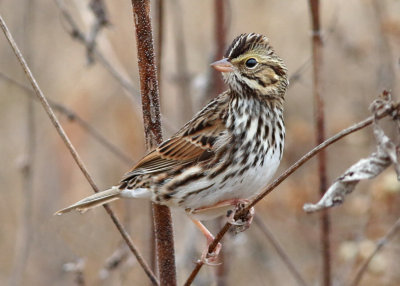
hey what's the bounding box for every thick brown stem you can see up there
[151,0,164,274]
[131,1,177,285]
[308,1,331,285]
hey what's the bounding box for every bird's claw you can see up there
[226,203,255,234]
[198,242,222,266]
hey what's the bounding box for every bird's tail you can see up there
[55,186,121,215]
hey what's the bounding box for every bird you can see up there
[56,33,288,263]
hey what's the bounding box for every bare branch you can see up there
[288,57,311,87]
[0,14,158,285]
[54,0,178,135]
[170,0,193,121]
[350,217,400,286]
[212,0,227,97]
[152,0,164,272]
[254,216,309,286]
[0,72,132,165]
[54,0,140,102]
[86,0,109,63]
[308,1,331,284]
[130,0,176,284]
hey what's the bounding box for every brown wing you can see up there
[121,93,229,182]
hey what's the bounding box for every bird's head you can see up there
[211,33,288,100]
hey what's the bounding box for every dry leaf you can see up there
[304,94,400,212]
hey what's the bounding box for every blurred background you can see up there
[0,0,399,285]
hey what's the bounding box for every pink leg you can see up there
[191,198,247,217]
[191,219,222,265]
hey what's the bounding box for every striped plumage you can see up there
[57,33,288,262]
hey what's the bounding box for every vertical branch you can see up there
[202,0,227,104]
[213,0,227,96]
[130,1,177,285]
[213,3,228,284]
[308,1,331,286]
[155,0,163,83]
[171,0,193,121]
[151,0,164,274]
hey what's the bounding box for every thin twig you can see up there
[130,1,177,285]
[0,72,132,165]
[213,0,227,97]
[288,57,312,87]
[184,100,399,285]
[54,0,140,102]
[254,215,308,286]
[308,1,331,285]
[170,0,193,121]
[350,217,400,286]
[54,0,177,134]
[0,14,159,286]
[86,0,109,63]
[288,8,339,90]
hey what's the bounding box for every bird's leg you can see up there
[190,218,222,265]
[191,198,245,218]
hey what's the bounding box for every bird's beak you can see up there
[211,58,234,73]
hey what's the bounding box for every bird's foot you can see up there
[191,218,222,265]
[198,241,222,266]
[226,200,255,234]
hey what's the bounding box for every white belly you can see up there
[175,146,282,220]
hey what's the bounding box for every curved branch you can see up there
[350,217,400,286]
[0,72,132,165]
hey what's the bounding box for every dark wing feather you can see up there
[121,93,229,182]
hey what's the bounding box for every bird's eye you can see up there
[245,58,258,68]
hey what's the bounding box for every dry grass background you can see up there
[1,0,399,285]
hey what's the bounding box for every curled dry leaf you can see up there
[304,94,400,213]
